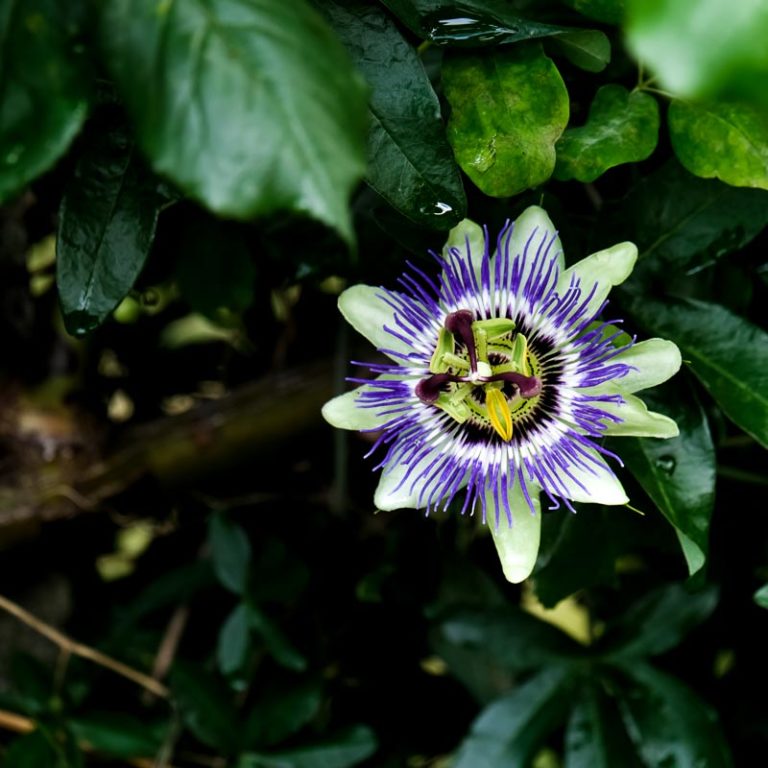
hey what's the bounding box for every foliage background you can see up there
[0,0,767,765]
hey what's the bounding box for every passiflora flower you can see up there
[323,207,681,583]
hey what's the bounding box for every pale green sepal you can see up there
[443,218,486,279]
[600,393,680,438]
[556,241,637,318]
[502,206,564,272]
[488,481,542,584]
[322,384,390,431]
[338,284,413,358]
[556,447,629,505]
[587,338,682,395]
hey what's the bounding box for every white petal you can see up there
[599,393,680,438]
[488,481,542,584]
[502,205,565,272]
[556,241,637,318]
[322,383,392,431]
[373,448,464,511]
[554,447,628,505]
[588,338,682,395]
[443,218,486,279]
[338,284,414,358]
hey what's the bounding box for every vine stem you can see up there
[0,593,168,698]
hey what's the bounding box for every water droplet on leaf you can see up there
[655,455,676,476]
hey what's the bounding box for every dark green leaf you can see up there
[217,603,252,677]
[0,0,89,203]
[453,666,575,768]
[613,662,733,767]
[443,43,569,196]
[57,115,166,336]
[626,0,768,105]
[245,680,323,748]
[170,661,241,754]
[247,604,307,672]
[669,100,768,190]
[238,725,377,768]
[555,85,659,182]
[546,30,611,72]
[69,713,162,759]
[560,0,625,25]
[565,680,643,768]
[4,731,60,768]
[754,584,768,609]
[617,161,768,277]
[598,583,718,659]
[209,512,252,595]
[629,298,768,449]
[177,218,255,318]
[320,1,465,229]
[9,654,52,716]
[100,0,367,244]
[431,605,581,701]
[614,380,715,575]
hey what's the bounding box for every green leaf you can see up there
[564,680,643,768]
[4,731,60,768]
[209,512,252,595]
[238,725,377,768]
[626,0,768,104]
[170,661,241,754]
[217,603,251,678]
[614,380,715,575]
[431,605,582,701]
[754,584,768,609]
[545,30,611,73]
[176,217,256,318]
[56,115,166,337]
[244,680,323,748]
[247,604,307,672]
[617,160,768,276]
[629,297,768,449]
[0,0,89,203]
[613,662,733,767]
[99,0,367,245]
[668,99,768,190]
[598,583,718,659]
[452,666,575,768]
[69,713,162,759]
[555,85,659,182]
[443,43,569,197]
[560,0,625,25]
[319,0,465,229]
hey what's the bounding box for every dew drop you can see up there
[4,145,23,166]
[655,455,676,476]
[426,15,507,44]
[472,141,497,173]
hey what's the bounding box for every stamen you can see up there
[445,310,477,372]
[485,388,513,441]
[429,327,455,373]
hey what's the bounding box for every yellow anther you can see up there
[485,387,513,442]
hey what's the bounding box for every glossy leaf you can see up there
[100,0,367,244]
[630,298,768,449]
[69,713,162,759]
[0,0,89,203]
[669,100,768,190]
[555,85,659,182]
[565,680,643,768]
[245,680,323,748]
[238,725,377,768]
[626,0,768,104]
[320,0,465,229]
[170,662,241,754]
[453,666,575,767]
[615,381,715,575]
[443,44,569,196]
[754,584,768,609]
[57,117,166,336]
[247,604,307,672]
[546,30,611,73]
[560,0,625,25]
[614,662,733,767]
[599,583,718,659]
[209,512,252,595]
[217,603,251,677]
[617,161,768,276]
